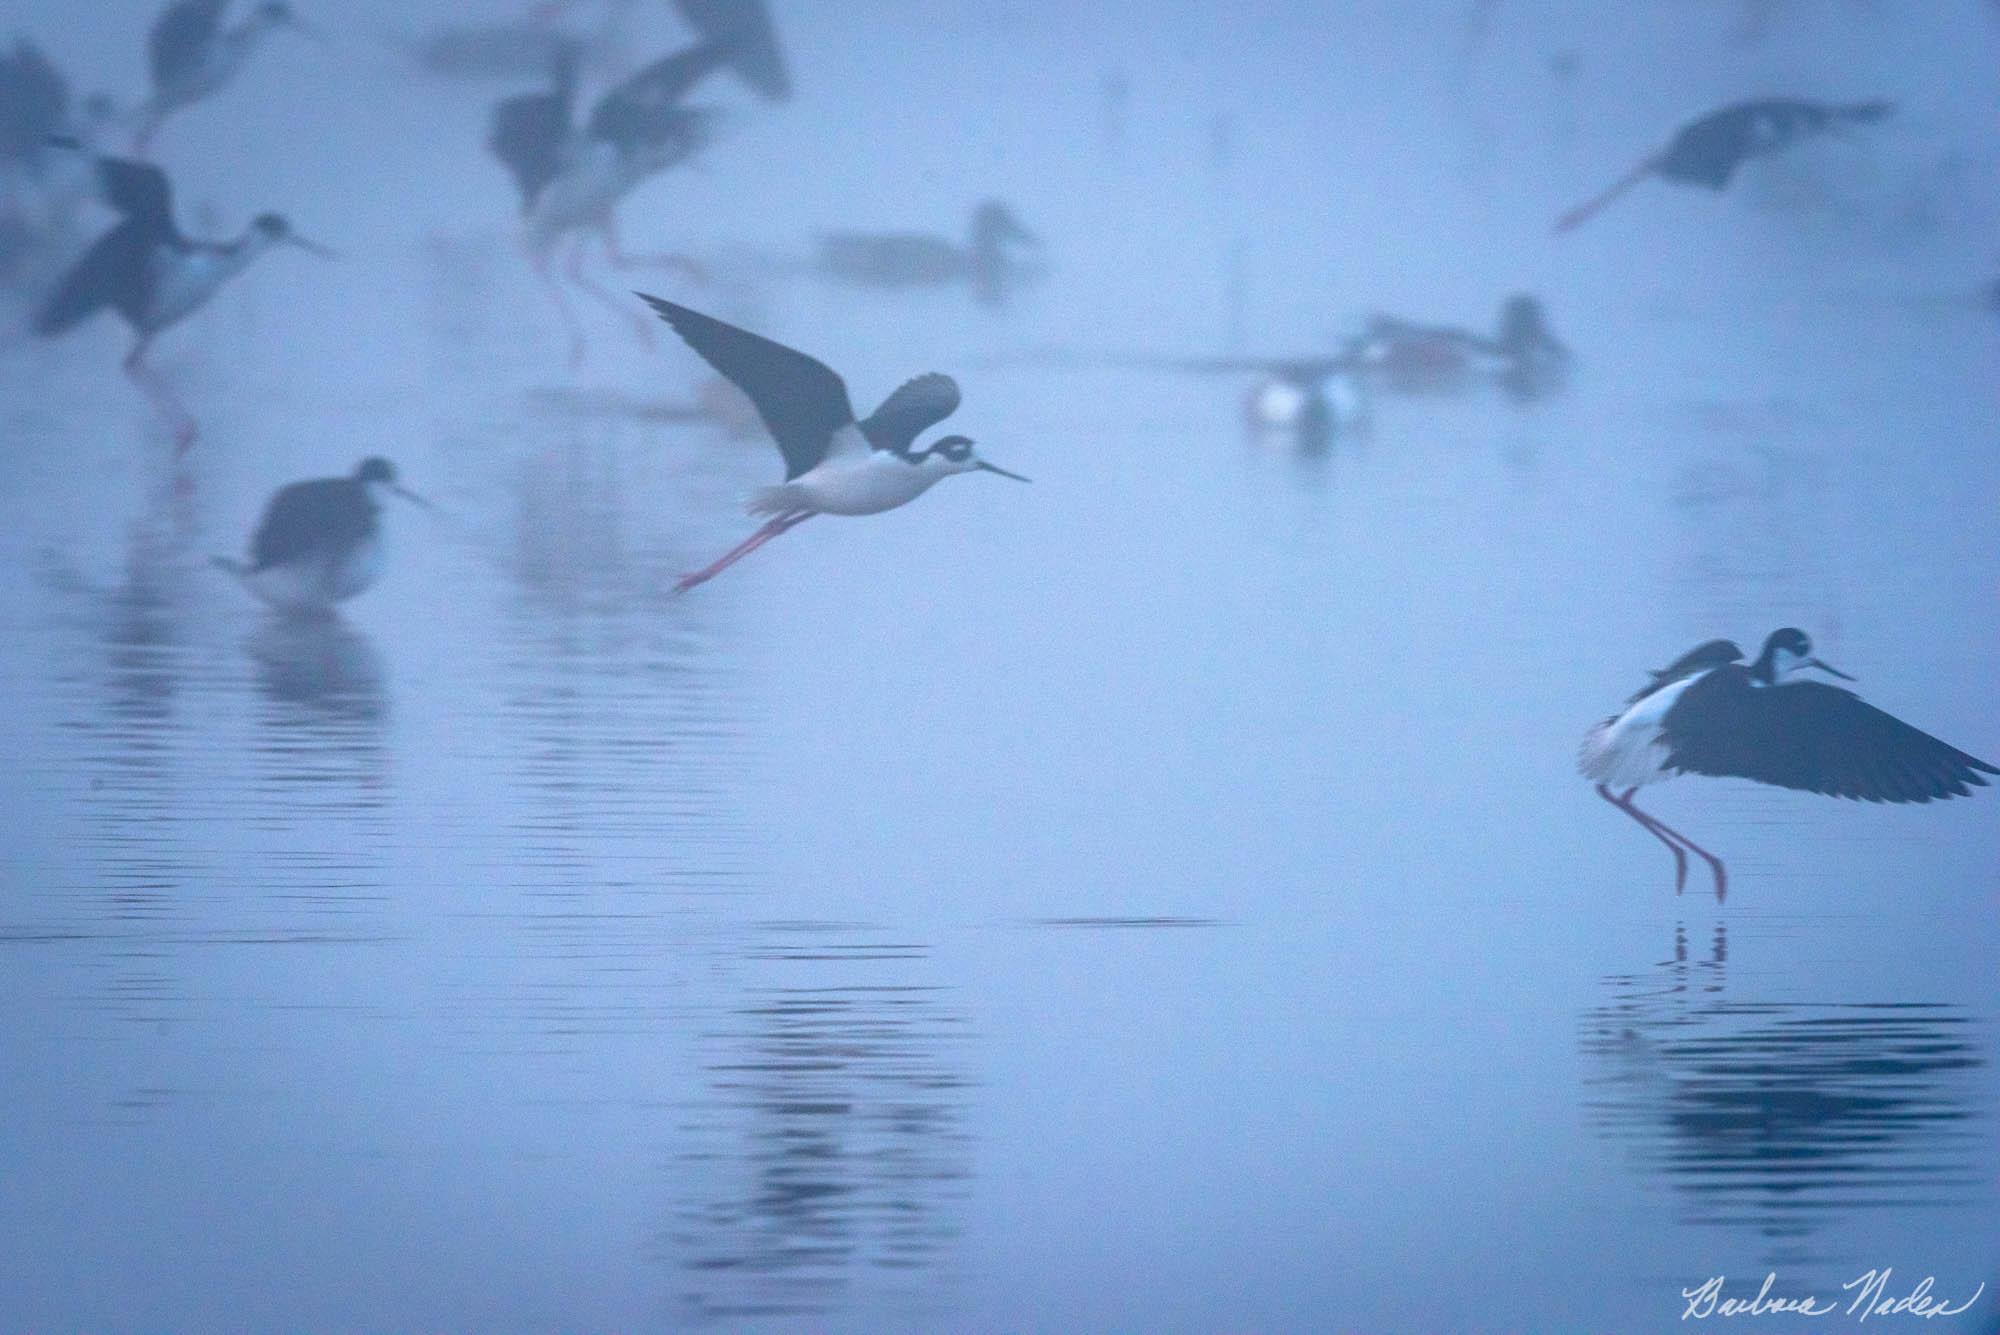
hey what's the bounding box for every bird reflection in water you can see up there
[672,924,971,1325]
[1580,923,1986,1259]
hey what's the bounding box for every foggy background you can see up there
[1,1,1996,1331]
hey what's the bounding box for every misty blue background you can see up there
[1,1,1996,1330]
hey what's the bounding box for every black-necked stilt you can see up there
[31,148,333,452]
[817,200,1044,308]
[1554,97,1894,232]
[491,2,787,365]
[1581,628,1996,900]
[135,0,318,153]
[1358,293,1569,397]
[637,295,1030,594]
[213,457,428,613]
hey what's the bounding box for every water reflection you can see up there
[673,922,971,1325]
[243,616,389,810]
[1581,923,1986,1259]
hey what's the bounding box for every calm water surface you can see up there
[2,5,1998,1331]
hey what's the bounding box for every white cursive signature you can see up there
[1682,1271,1987,1322]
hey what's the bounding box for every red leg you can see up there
[124,340,198,453]
[674,511,814,594]
[1553,155,1661,233]
[530,235,588,369]
[1622,792,1729,904]
[1597,783,1688,895]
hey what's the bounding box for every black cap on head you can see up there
[252,213,291,238]
[354,457,396,483]
[931,434,975,462]
[257,2,294,20]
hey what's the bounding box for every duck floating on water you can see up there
[1358,293,1569,399]
[817,200,1043,307]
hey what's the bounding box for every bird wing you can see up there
[150,0,229,91]
[860,373,960,455]
[1664,671,1998,803]
[640,295,856,480]
[489,90,574,207]
[0,39,69,158]
[1629,638,1744,704]
[94,156,179,236]
[32,219,155,334]
[587,44,726,143]
[672,0,790,101]
[250,478,374,570]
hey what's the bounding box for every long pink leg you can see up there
[124,339,198,454]
[1553,155,1662,233]
[675,511,814,594]
[1597,783,1688,894]
[529,235,589,368]
[1623,791,1728,903]
[602,215,705,283]
[568,232,656,350]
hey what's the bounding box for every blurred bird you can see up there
[1581,629,1995,900]
[0,40,120,284]
[490,0,788,365]
[639,295,1029,593]
[817,200,1044,307]
[1359,293,1569,398]
[1107,349,1368,450]
[32,148,333,452]
[1554,97,1894,232]
[134,1,319,154]
[213,457,428,614]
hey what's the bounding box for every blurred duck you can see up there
[1554,97,1893,232]
[134,0,320,153]
[1359,294,1569,398]
[817,200,1044,307]
[1115,349,1367,450]
[489,0,788,364]
[32,148,333,451]
[214,457,429,614]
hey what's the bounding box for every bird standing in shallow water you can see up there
[135,0,317,154]
[214,457,428,615]
[638,295,1030,594]
[1580,629,1996,901]
[1554,97,1893,232]
[32,149,332,452]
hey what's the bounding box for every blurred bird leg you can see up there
[123,338,198,453]
[528,235,588,368]
[674,510,815,594]
[566,231,655,349]
[601,216,704,283]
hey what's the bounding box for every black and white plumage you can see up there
[490,2,787,364]
[137,0,315,152]
[215,457,427,613]
[31,150,331,451]
[1110,350,1368,449]
[817,200,1043,307]
[1581,628,1996,900]
[1555,97,1894,232]
[1357,294,1570,399]
[638,295,1029,593]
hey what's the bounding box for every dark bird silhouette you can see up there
[1581,628,1995,900]
[33,148,332,451]
[1555,97,1893,232]
[489,0,788,364]
[639,295,1028,593]
[817,200,1044,307]
[135,0,318,153]
[1359,293,1570,398]
[214,457,429,614]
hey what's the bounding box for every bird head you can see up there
[1760,628,1855,683]
[354,457,431,508]
[974,200,1039,248]
[251,213,338,258]
[927,435,1030,483]
[254,3,321,40]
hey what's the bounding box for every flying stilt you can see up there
[817,200,1043,307]
[638,295,1029,594]
[134,1,319,154]
[213,457,428,614]
[1580,629,1996,900]
[490,0,787,366]
[32,147,333,452]
[1554,97,1893,232]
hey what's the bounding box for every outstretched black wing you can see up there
[150,0,228,91]
[860,374,959,455]
[33,219,155,334]
[1664,670,1998,803]
[0,39,69,159]
[673,0,790,101]
[640,295,855,480]
[250,478,375,570]
[95,156,179,235]
[587,44,727,144]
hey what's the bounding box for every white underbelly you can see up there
[247,537,383,613]
[798,461,939,516]
[147,251,233,329]
[1577,672,1705,789]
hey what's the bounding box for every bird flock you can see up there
[1,2,1990,898]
